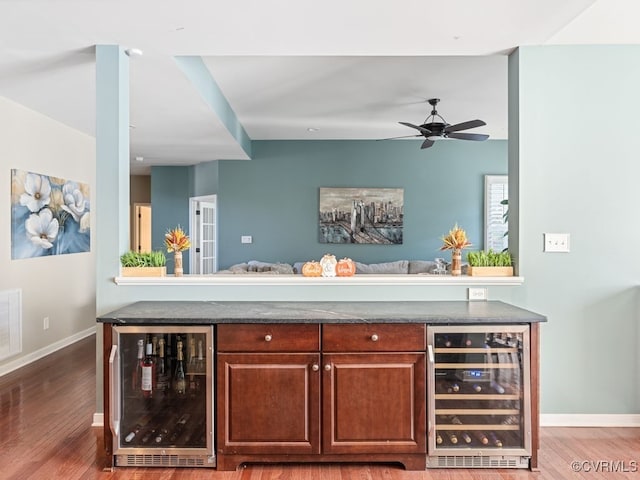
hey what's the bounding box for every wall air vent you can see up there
[0,289,22,362]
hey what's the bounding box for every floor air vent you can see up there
[427,455,529,469]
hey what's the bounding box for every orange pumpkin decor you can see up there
[301,261,323,277]
[336,257,356,277]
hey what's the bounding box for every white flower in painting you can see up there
[79,212,90,233]
[19,173,52,212]
[60,181,87,222]
[25,208,59,249]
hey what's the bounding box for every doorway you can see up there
[133,203,152,252]
[189,195,218,274]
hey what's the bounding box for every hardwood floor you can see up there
[1,334,638,479]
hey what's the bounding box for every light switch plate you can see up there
[544,233,570,252]
[241,235,252,244]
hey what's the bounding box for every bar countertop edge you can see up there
[97,300,547,325]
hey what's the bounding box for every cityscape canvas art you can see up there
[319,187,404,244]
[11,169,90,259]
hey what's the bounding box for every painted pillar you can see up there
[95,44,129,414]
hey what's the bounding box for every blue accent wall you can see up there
[151,166,191,273]
[217,139,506,269]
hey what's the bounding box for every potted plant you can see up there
[120,250,167,277]
[440,223,472,276]
[466,249,514,277]
[165,226,191,276]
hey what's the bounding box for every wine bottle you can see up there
[490,380,505,394]
[196,339,205,373]
[154,426,169,444]
[152,336,158,359]
[141,423,158,444]
[124,415,151,443]
[141,341,156,398]
[188,337,196,366]
[460,432,472,444]
[131,339,144,394]
[464,337,473,347]
[169,413,191,443]
[472,383,482,393]
[436,433,443,445]
[446,382,460,393]
[173,340,187,396]
[156,338,170,393]
[448,415,463,426]
[488,432,503,447]
[474,431,489,445]
[446,432,458,445]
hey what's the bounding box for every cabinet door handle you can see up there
[324,364,332,371]
[312,364,319,371]
[264,334,272,342]
[108,345,120,437]
[428,344,434,363]
[370,334,379,342]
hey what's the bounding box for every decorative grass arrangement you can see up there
[466,250,512,267]
[466,250,514,276]
[120,250,167,277]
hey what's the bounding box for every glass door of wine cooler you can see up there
[110,326,215,467]
[427,325,531,468]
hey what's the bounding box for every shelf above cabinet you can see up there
[114,274,524,287]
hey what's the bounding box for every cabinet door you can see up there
[322,353,426,454]
[217,353,321,455]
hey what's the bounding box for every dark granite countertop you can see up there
[97,301,546,325]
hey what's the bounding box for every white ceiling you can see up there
[1,0,638,173]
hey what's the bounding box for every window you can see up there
[484,175,508,252]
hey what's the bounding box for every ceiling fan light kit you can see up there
[395,98,489,149]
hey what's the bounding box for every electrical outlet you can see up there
[544,233,570,253]
[43,316,50,330]
[468,288,487,301]
[241,235,252,244]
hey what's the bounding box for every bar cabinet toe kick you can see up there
[98,300,545,471]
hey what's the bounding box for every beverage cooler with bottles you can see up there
[108,326,215,467]
[427,325,531,468]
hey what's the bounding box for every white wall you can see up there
[0,96,96,374]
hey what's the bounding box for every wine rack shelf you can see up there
[427,325,531,463]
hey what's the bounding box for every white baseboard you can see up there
[92,412,104,427]
[541,414,640,427]
[0,326,96,377]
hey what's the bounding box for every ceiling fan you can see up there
[392,98,489,149]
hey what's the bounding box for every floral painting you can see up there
[11,169,90,259]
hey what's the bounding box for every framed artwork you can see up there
[11,169,90,259]
[319,187,403,244]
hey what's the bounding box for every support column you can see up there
[95,45,129,420]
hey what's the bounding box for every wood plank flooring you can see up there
[1,334,638,479]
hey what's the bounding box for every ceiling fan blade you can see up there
[447,132,490,141]
[445,119,486,133]
[420,138,435,149]
[399,121,432,136]
[377,134,423,141]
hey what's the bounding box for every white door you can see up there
[189,195,217,274]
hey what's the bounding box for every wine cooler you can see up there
[109,326,215,467]
[426,325,531,468]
